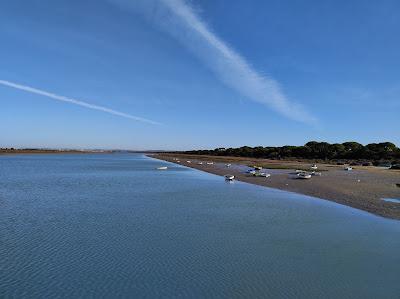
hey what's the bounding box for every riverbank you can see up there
[151,153,400,220]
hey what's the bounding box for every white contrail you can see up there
[110,0,317,124]
[0,80,160,125]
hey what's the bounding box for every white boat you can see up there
[157,166,168,170]
[198,162,203,165]
[176,160,180,163]
[344,166,353,171]
[254,172,271,178]
[297,172,311,179]
[186,161,191,163]
[253,166,262,170]
[226,163,231,167]
[206,162,214,165]
[224,174,235,181]
[311,164,318,170]
[295,169,304,173]
[247,170,256,175]
[311,171,322,176]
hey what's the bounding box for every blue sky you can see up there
[1,0,399,150]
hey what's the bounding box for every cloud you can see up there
[0,80,161,125]
[111,0,316,124]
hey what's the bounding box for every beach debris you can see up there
[224,174,235,181]
[157,166,168,170]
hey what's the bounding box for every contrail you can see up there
[110,0,317,124]
[0,80,161,125]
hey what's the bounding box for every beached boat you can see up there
[157,166,168,170]
[295,169,304,173]
[311,171,322,176]
[344,166,353,171]
[206,162,214,165]
[176,161,180,163]
[253,166,262,170]
[198,162,203,165]
[297,172,311,179]
[226,163,231,167]
[254,172,271,178]
[186,161,191,163]
[224,174,235,181]
[247,170,257,175]
[311,164,318,170]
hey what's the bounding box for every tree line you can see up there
[185,141,400,165]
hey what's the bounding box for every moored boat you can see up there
[157,166,168,170]
[311,171,322,176]
[254,172,271,178]
[224,174,235,181]
[297,172,311,179]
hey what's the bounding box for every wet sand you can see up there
[151,153,400,220]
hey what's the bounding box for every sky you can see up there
[1,0,399,150]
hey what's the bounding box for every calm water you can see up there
[1,154,399,298]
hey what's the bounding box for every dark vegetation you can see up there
[185,141,400,167]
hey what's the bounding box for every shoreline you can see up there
[150,153,400,220]
[0,150,112,156]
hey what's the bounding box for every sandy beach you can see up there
[151,153,400,220]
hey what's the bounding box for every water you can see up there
[1,154,399,298]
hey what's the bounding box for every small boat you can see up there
[176,160,180,163]
[253,166,262,170]
[344,166,353,171]
[297,172,311,179]
[295,169,304,173]
[311,164,318,170]
[224,174,235,181]
[247,170,256,175]
[157,166,168,170]
[311,171,322,176]
[186,161,191,163]
[226,163,231,167]
[254,172,271,178]
[206,162,214,165]
[198,162,203,165]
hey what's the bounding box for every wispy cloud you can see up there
[111,0,316,124]
[0,80,161,125]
